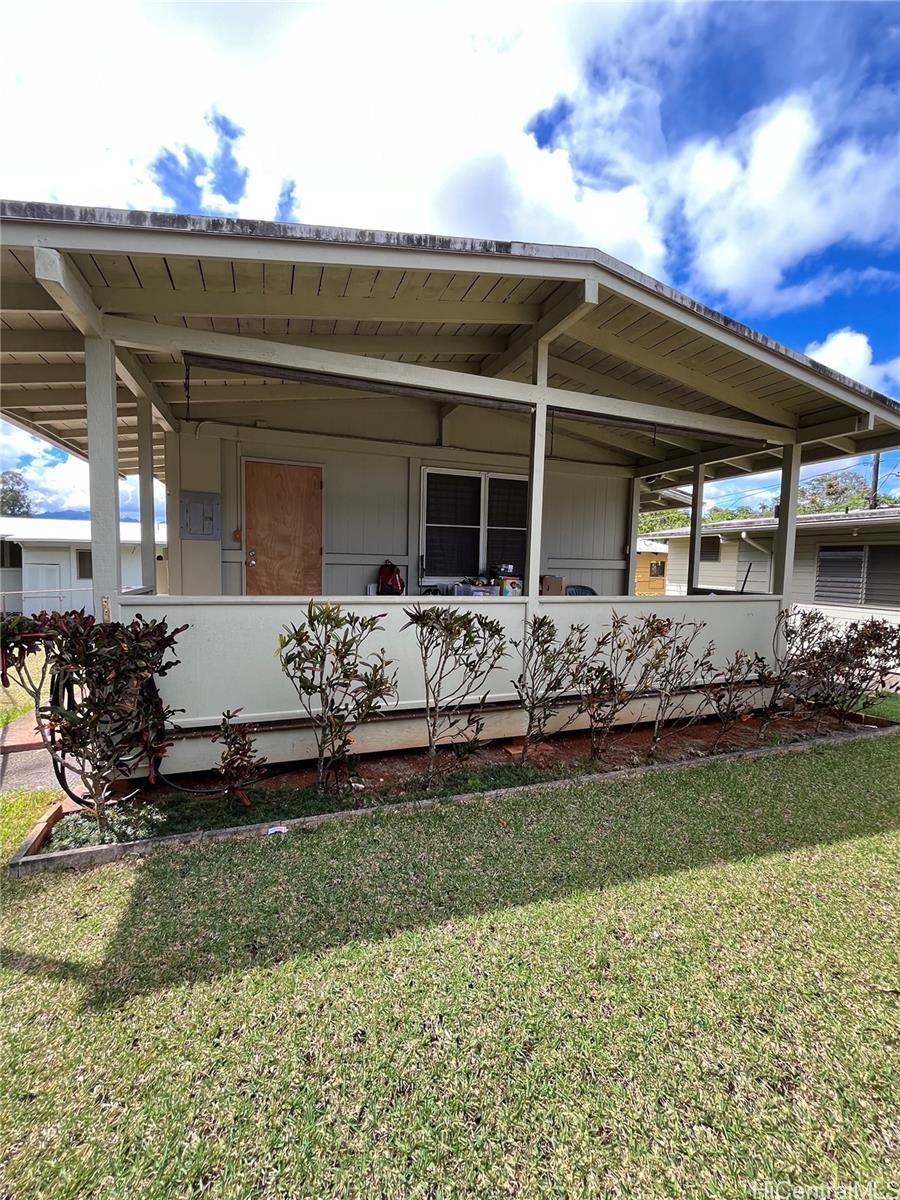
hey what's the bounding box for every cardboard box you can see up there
[539,575,565,596]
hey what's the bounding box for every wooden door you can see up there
[244,461,322,595]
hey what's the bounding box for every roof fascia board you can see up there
[5,201,897,423]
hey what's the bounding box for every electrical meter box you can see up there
[179,491,221,541]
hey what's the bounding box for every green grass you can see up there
[0,649,47,728]
[0,787,58,863]
[863,690,900,722]
[2,735,899,1198]
[44,759,589,852]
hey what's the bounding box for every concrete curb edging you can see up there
[8,723,900,879]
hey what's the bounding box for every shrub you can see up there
[576,611,670,761]
[762,608,900,733]
[646,618,714,754]
[707,649,770,751]
[0,609,185,834]
[805,617,900,726]
[278,601,397,793]
[211,708,268,805]
[511,615,588,760]
[402,605,508,778]
[760,607,829,733]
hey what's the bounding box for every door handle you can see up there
[247,549,257,568]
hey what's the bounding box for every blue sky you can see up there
[1,1,898,516]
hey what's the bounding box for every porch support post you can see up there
[136,395,156,592]
[164,432,183,595]
[686,463,705,594]
[525,343,548,620]
[624,476,642,595]
[85,336,121,618]
[772,442,801,606]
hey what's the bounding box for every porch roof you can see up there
[3,199,899,487]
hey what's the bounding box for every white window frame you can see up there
[420,467,528,584]
[75,548,93,580]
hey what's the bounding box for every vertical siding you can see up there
[212,424,630,599]
[542,469,628,594]
[665,537,774,594]
[735,539,773,592]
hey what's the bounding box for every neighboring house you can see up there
[0,518,167,616]
[634,539,669,595]
[2,200,899,771]
[652,508,900,623]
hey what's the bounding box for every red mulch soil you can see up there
[138,709,884,803]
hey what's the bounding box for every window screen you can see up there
[649,559,666,577]
[486,477,527,574]
[700,536,720,563]
[0,541,22,568]
[423,473,481,577]
[815,546,863,605]
[863,544,900,608]
[76,549,93,579]
[422,470,528,579]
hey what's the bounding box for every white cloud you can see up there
[805,328,900,397]
[1,421,164,517]
[669,94,900,314]
[0,3,896,319]
[0,3,668,274]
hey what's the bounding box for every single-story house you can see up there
[649,507,900,624]
[634,538,669,595]
[0,517,167,615]
[3,199,899,771]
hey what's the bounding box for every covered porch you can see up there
[4,201,899,769]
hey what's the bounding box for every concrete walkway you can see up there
[1,712,59,792]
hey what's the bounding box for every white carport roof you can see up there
[0,516,167,545]
[2,199,899,489]
[648,506,900,540]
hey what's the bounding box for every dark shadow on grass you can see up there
[6,736,900,1010]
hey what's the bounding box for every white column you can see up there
[136,395,156,592]
[85,336,121,618]
[624,476,642,596]
[164,431,183,595]
[772,443,801,606]
[525,343,548,619]
[686,463,705,593]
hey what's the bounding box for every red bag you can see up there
[376,560,405,595]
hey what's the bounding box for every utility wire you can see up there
[705,454,900,509]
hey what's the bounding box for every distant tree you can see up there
[0,470,32,516]
[637,464,894,536]
[796,470,892,514]
[706,504,764,523]
[638,509,690,535]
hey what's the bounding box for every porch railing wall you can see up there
[118,593,783,772]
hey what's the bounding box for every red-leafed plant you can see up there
[211,708,268,805]
[1,609,186,836]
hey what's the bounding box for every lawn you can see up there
[864,690,900,723]
[0,647,47,728]
[2,735,899,1199]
